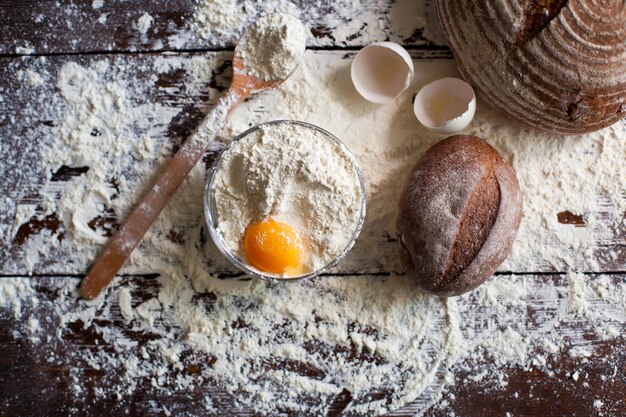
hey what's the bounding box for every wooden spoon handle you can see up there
[79,89,244,300]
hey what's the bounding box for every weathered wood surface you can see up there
[0,1,625,416]
[1,51,625,277]
[1,274,625,417]
[0,0,442,55]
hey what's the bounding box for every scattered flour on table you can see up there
[136,13,154,35]
[213,122,363,273]
[117,287,134,321]
[1,1,443,55]
[1,52,625,417]
[191,0,441,48]
[224,52,626,274]
[15,46,35,55]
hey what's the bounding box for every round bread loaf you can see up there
[434,0,626,134]
[396,135,523,296]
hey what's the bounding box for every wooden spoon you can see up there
[79,16,301,300]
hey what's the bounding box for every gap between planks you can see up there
[1,270,626,279]
[0,45,452,60]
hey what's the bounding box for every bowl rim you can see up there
[203,119,367,283]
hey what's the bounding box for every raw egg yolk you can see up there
[243,219,303,275]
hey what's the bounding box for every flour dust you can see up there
[0,50,625,417]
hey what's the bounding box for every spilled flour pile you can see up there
[0,22,625,417]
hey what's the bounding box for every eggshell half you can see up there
[351,42,414,104]
[414,77,476,134]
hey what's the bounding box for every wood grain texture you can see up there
[1,51,625,278]
[0,0,442,55]
[0,1,625,416]
[434,0,626,133]
[1,274,624,417]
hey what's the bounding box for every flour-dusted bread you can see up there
[435,0,626,134]
[396,135,523,296]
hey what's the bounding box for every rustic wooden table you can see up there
[0,1,624,416]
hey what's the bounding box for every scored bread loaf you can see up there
[434,0,626,134]
[396,135,523,296]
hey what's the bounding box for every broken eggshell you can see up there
[351,42,414,104]
[414,77,476,134]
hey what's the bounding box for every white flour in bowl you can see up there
[212,122,364,274]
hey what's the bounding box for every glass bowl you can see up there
[203,120,367,283]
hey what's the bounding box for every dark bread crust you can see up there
[434,0,626,134]
[396,135,523,296]
[446,166,500,285]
